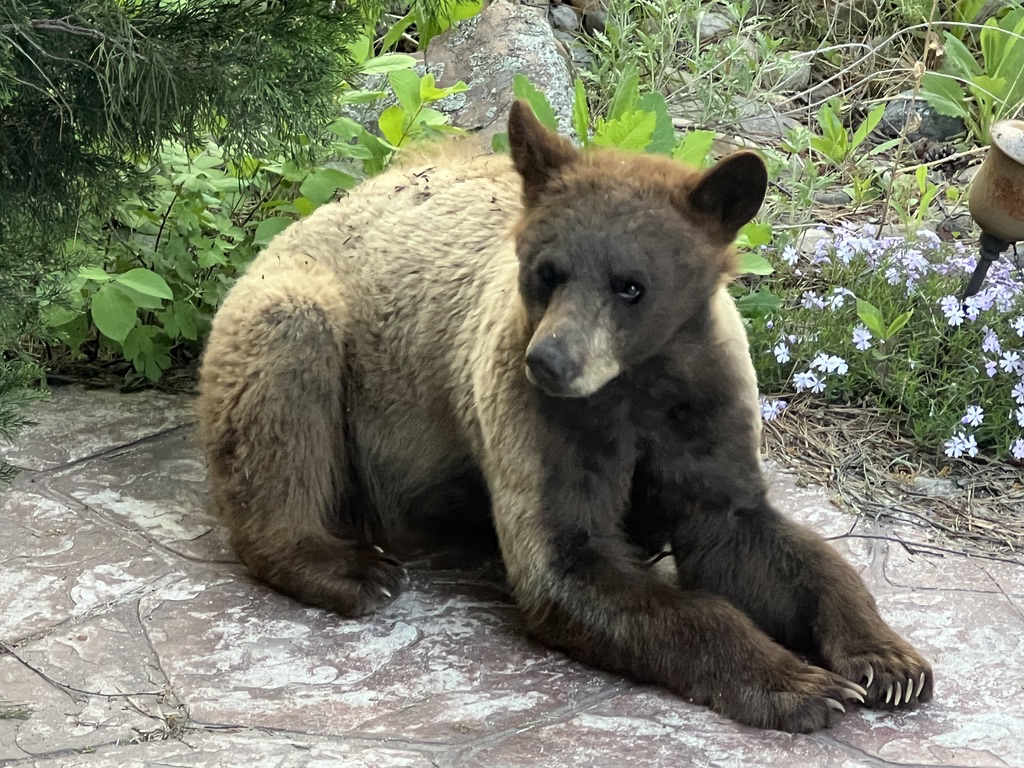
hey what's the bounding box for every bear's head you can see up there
[507,100,767,399]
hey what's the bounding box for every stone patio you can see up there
[1,385,1022,767]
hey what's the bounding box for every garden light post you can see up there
[962,119,1024,300]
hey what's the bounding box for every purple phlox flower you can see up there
[999,350,1023,374]
[884,266,902,286]
[902,249,929,276]
[773,342,790,364]
[1011,438,1024,461]
[780,245,799,266]
[972,288,995,313]
[787,334,799,345]
[1016,406,1024,427]
[852,325,873,350]
[982,326,1002,355]
[801,291,825,310]
[827,288,853,310]
[760,398,788,421]
[765,319,774,330]
[915,229,942,247]
[985,360,998,377]
[1013,316,1024,338]
[793,370,820,393]
[944,431,979,458]
[1012,378,1024,405]
[940,295,965,327]
[961,405,984,427]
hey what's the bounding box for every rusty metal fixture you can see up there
[962,120,1024,300]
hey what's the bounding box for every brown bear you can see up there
[197,100,933,732]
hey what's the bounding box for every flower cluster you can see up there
[750,225,1024,462]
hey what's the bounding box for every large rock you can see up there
[425,0,574,138]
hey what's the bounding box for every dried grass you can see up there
[764,398,1024,563]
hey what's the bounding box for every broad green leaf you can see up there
[361,53,417,75]
[592,110,656,151]
[571,77,590,146]
[886,309,914,338]
[114,268,173,300]
[293,196,316,217]
[491,131,510,153]
[79,265,113,282]
[736,250,775,275]
[300,168,357,206]
[737,222,773,249]
[347,32,371,64]
[420,76,468,103]
[942,32,982,78]
[856,298,886,340]
[513,74,559,132]
[920,73,970,120]
[851,104,886,151]
[734,288,782,316]
[389,69,422,115]
[378,105,408,146]
[91,284,137,343]
[607,64,639,120]
[379,10,415,52]
[672,129,715,167]
[253,217,292,246]
[636,92,675,155]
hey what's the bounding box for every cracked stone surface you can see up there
[2,385,1022,766]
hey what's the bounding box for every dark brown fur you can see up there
[198,101,933,732]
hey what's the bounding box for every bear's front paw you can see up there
[829,641,933,710]
[258,538,409,617]
[715,656,866,733]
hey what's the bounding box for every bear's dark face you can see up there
[516,194,721,398]
[506,101,768,399]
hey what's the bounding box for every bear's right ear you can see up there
[508,100,577,207]
[684,151,768,244]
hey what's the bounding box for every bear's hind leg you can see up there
[198,263,406,617]
[670,501,933,710]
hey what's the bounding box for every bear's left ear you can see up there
[508,100,577,207]
[685,151,768,243]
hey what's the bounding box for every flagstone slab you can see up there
[2,385,1023,767]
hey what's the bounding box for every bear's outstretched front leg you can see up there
[198,260,406,616]
[670,498,934,709]
[476,385,864,731]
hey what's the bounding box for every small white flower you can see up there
[793,371,818,393]
[940,295,965,327]
[1012,379,1024,405]
[760,398,788,421]
[1000,351,1022,374]
[982,326,1002,355]
[780,245,798,266]
[852,325,873,351]
[1016,406,1024,427]
[961,405,984,427]
[1011,438,1024,461]
[773,342,790,364]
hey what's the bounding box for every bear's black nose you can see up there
[526,340,577,392]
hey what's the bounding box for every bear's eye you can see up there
[611,277,644,304]
[536,262,567,289]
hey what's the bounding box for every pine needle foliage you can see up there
[0,0,375,485]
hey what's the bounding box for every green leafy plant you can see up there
[378,70,468,147]
[810,101,892,206]
[43,59,465,383]
[751,229,1024,461]
[921,7,1024,142]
